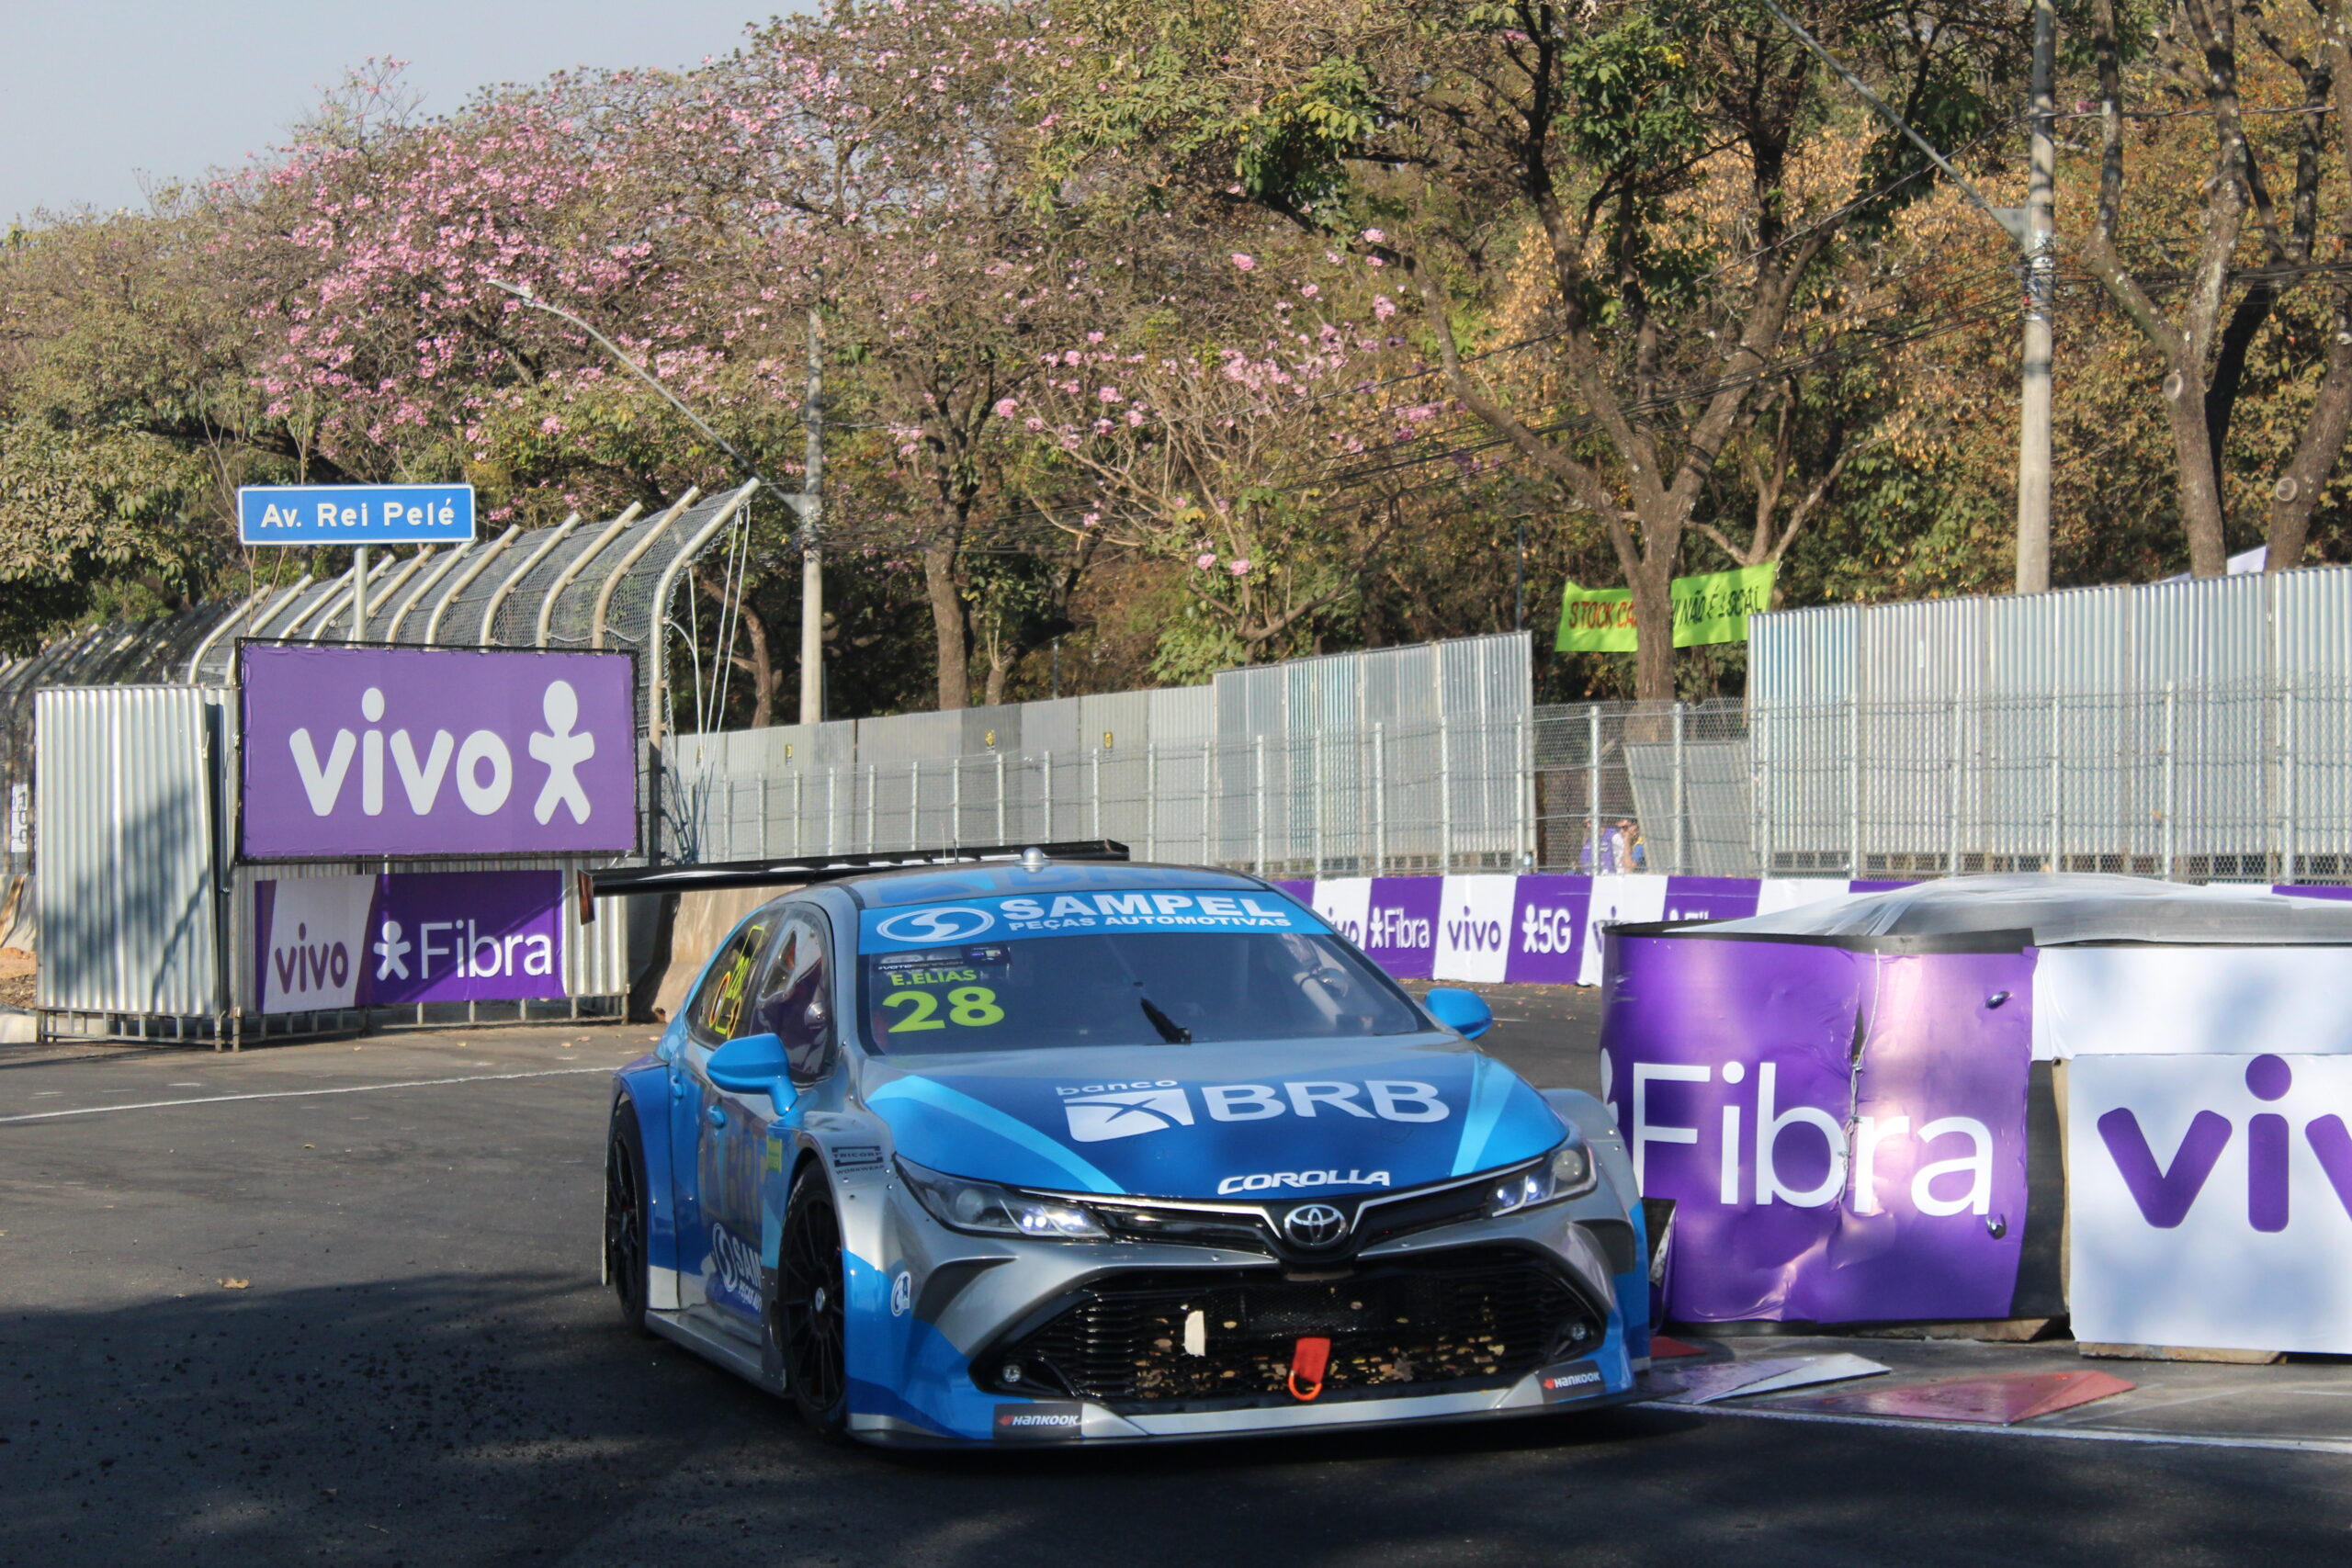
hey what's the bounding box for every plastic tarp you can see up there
[1698,872,2352,946]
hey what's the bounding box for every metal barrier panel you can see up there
[35,685,225,1017]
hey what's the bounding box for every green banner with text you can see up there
[1555,562,1776,652]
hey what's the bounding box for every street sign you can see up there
[238,484,476,546]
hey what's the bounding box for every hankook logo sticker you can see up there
[992,1403,1084,1441]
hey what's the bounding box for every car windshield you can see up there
[858,930,1424,1054]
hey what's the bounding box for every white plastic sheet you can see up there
[2034,946,2352,1061]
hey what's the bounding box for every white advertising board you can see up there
[2067,1052,2352,1353]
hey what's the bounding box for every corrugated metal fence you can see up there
[34,686,226,1021]
[663,634,1537,875]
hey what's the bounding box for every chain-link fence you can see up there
[665,678,2352,886]
[1752,678,2352,884]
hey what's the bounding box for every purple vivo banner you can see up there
[1312,876,1442,978]
[1599,931,2033,1324]
[255,870,566,1012]
[240,645,637,859]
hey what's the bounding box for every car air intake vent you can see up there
[986,1247,1600,1412]
[1091,1204,1272,1255]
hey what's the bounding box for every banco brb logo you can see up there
[872,906,997,943]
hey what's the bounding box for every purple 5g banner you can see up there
[239,645,637,859]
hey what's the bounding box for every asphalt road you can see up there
[2,995,2347,1568]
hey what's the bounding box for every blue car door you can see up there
[674,910,786,1330]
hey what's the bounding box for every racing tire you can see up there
[605,1107,656,1338]
[777,1169,850,1437]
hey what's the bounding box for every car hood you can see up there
[859,1036,1566,1200]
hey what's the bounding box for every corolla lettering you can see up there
[1216,1168,1392,1195]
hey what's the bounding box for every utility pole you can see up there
[2017,0,2057,594]
[1514,515,1527,632]
[350,546,368,642]
[800,308,824,726]
[1759,0,2054,596]
[488,276,827,724]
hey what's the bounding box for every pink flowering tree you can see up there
[667,0,1117,709]
[1011,263,1442,680]
[253,62,794,521]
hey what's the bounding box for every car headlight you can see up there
[1487,1140,1599,1216]
[899,1158,1107,1240]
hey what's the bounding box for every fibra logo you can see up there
[1058,1081,1194,1143]
[873,905,997,943]
[2098,1054,2352,1232]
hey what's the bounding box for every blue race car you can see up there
[602,852,1650,1446]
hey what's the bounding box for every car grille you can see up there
[985,1247,1602,1411]
[1087,1174,1496,1259]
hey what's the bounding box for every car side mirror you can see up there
[1423,987,1494,1040]
[707,1032,797,1115]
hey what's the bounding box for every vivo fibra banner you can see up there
[239,645,637,859]
[1598,930,2035,1324]
[1277,873,1883,985]
[255,870,566,1013]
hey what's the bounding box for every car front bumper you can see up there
[828,1158,1649,1447]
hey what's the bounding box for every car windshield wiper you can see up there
[1136,993,1192,1045]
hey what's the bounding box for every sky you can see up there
[0,0,808,222]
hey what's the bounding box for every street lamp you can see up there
[487,278,826,723]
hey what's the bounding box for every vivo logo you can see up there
[1632,1059,1994,1216]
[1446,907,1506,954]
[2098,1055,2352,1232]
[288,682,596,824]
[269,920,352,998]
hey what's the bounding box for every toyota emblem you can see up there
[1281,1202,1350,1249]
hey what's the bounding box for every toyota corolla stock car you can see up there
[600,854,1652,1447]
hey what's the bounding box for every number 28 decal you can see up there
[883,986,1007,1032]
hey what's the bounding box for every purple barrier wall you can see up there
[1598,929,2035,1324]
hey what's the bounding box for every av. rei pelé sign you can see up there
[239,645,638,860]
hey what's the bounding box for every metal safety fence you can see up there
[661,713,1535,878]
[664,677,2352,887]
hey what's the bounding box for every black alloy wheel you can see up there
[778,1170,850,1434]
[605,1109,654,1337]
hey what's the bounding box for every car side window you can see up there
[751,911,834,1084]
[686,913,781,1048]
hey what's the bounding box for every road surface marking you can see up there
[0,1067,609,1124]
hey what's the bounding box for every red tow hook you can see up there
[1287,1336,1331,1402]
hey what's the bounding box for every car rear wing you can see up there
[587,840,1131,897]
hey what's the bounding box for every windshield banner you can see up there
[858,889,1324,954]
